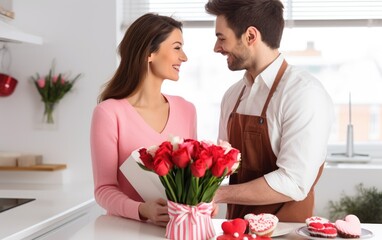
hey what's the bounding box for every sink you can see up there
[0,198,35,213]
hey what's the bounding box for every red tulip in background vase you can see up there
[135,136,241,240]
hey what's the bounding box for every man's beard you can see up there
[228,57,244,71]
[227,53,246,71]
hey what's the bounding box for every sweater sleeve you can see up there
[90,104,142,221]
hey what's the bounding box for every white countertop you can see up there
[324,158,382,169]
[1,181,381,240]
[70,214,382,240]
[0,182,95,240]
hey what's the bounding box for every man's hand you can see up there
[211,201,219,218]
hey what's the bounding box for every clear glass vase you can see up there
[36,101,58,130]
[43,102,56,124]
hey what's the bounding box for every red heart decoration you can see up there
[221,218,247,235]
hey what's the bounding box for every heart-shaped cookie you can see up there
[244,213,278,236]
[221,218,247,235]
[335,214,361,237]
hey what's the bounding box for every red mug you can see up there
[0,73,18,97]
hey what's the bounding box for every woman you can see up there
[90,13,197,227]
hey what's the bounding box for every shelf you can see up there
[0,20,43,44]
[0,5,14,19]
[0,164,67,171]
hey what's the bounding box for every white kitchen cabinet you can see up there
[0,20,42,44]
[0,0,42,44]
[0,19,42,45]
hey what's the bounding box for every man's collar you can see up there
[242,54,285,89]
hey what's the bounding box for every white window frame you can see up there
[121,1,382,160]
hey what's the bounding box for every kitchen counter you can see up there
[0,182,96,240]
[70,214,381,239]
[1,159,381,239]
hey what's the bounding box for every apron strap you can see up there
[261,60,288,117]
[231,86,246,114]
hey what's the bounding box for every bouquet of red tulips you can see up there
[136,136,241,206]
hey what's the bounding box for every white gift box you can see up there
[0,152,20,167]
[17,154,43,167]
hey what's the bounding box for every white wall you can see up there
[0,0,120,185]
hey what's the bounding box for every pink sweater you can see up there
[90,95,197,220]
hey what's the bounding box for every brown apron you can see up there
[226,60,323,222]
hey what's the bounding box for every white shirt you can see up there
[218,54,334,201]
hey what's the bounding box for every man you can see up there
[205,0,334,222]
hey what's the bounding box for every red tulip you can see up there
[172,147,190,168]
[37,78,46,88]
[191,159,207,177]
[138,148,154,170]
[153,154,173,176]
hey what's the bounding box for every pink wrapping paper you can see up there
[166,201,215,240]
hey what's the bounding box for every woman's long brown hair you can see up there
[98,13,183,103]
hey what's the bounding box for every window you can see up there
[122,1,382,158]
[369,105,381,140]
[281,27,382,148]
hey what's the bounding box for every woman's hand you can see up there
[138,198,169,227]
